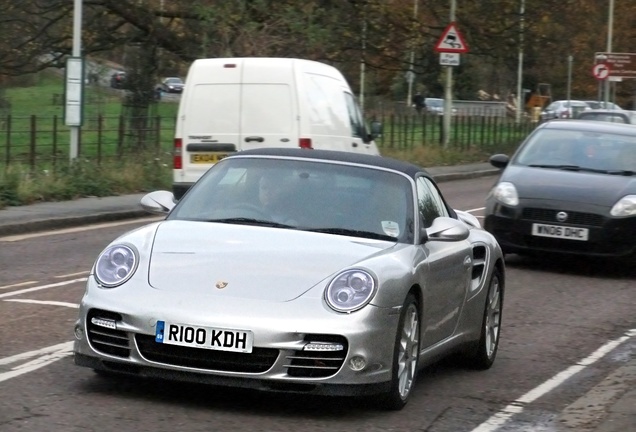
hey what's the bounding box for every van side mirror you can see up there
[369,120,383,140]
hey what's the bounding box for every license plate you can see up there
[190,153,227,164]
[531,223,589,241]
[155,321,253,353]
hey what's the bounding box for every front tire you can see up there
[378,293,420,410]
[464,268,503,369]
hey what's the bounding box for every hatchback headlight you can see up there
[94,244,138,288]
[492,182,519,206]
[610,195,636,217]
[325,270,377,313]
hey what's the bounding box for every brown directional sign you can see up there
[595,52,636,79]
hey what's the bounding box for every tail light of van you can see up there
[174,138,183,169]
[299,138,313,149]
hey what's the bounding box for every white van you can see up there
[172,57,381,199]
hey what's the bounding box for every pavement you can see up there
[0,161,633,431]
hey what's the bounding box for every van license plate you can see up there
[190,153,227,164]
[155,320,253,353]
[531,223,589,241]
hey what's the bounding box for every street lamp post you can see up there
[69,0,83,161]
[603,0,614,105]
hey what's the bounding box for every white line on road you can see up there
[0,341,73,383]
[4,299,79,308]
[0,278,87,299]
[464,207,485,213]
[0,280,38,290]
[470,328,636,432]
[55,271,90,278]
[0,216,162,242]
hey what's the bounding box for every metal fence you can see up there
[0,112,539,169]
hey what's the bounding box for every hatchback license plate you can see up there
[190,153,227,164]
[155,321,253,353]
[531,223,589,241]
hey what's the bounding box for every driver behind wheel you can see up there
[258,171,296,224]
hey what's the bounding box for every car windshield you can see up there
[165,78,182,84]
[168,157,415,243]
[514,128,636,173]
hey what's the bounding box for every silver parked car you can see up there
[73,148,505,410]
[540,99,591,121]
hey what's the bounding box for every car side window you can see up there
[416,177,449,228]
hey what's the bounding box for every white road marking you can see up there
[470,328,636,432]
[0,216,162,242]
[0,342,73,383]
[0,280,38,290]
[465,207,485,213]
[4,299,79,308]
[0,278,87,299]
[55,271,90,278]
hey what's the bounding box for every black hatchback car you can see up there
[485,120,636,261]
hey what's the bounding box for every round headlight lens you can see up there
[94,244,138,288]
[326,270,376,313]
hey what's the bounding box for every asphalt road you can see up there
[0,175,634,432]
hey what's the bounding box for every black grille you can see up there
[135,335,278,373]
[87,309,130,358]
[285,335,348,378]
[522,208,604,227]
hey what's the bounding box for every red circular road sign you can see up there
[593,63,610,80]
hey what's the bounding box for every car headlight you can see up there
[491,182,519,206]
[94,244,138,288]
[325,270,377,313]
[610,195,636,217]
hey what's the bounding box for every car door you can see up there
[415,176,472,348]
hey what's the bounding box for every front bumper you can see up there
[73,277,399,397]
[485,199,636,259]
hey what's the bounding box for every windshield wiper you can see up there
[527,164,611,174]
[606,169,636,176]
[205,218,294,228]
[305,227,396,241]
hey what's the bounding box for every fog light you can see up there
[304,342,344,352]
[349,355,367,371]
[74,325,84,340]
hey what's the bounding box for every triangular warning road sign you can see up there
[434,22,469,54]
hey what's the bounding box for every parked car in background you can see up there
[74,147,506,411]
[424,97,457,115]
[109,71,126,89]
[485,120,636,261]
[577,109,636,124]
[160,77,185,93]
[540,100,591,121]
[583,100,623,110]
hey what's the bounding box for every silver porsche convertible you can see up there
[73,148,505,410]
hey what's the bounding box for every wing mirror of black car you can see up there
[369,120,383,140]
[489,153,510,169]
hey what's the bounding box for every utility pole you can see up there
[515,0,525,124]
[442,0,456,148]
[603,0,614,105]
[406,0,418,109]
[69,0,82,161]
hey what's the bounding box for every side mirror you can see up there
[140,190,176,215]
[419,217,470,244]
[369,120,383,139]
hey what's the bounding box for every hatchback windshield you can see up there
[169,157,415,242]
[514,128,636,172]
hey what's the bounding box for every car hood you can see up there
[146,221,394,302]
[503,165,635,205]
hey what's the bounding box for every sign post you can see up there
[434,19,469,148]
